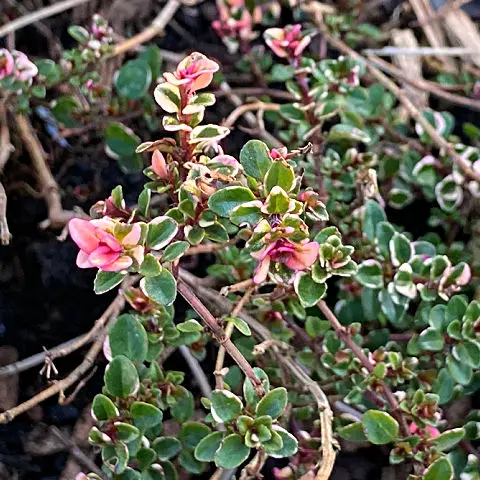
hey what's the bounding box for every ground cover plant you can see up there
[1,1,480,479]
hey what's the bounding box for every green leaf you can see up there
[266,426,298,458]
[94,271,126,294]
[194,431,223,462]
[162,241,190,262]
[424,457,453,480]
[211,390,243,423]
[68,25,89,43]
[418,327,444,352]
[294,273,327,307]
[225,316,251,336]
[130,401,163,430]
[153,437,182,460]
[177,319,203,333]
[136,447,156,470]
[362,410,399,445]
[243,367,270,408]
[328,124,370,143]
[179,422,211,449]
[91,394,118,421]
[109,314,148,362]
[356,260,383,289]
[179,449,204,474]
[433,368,455,405]
[115,422,139,442]
[104,356,139,398]
[270,64,295,82]
[447,355,473,386]
[105,122,143,173]
[171,389,194,423]
[146,217,178,250]
[208,187,256,217]
[305,316,331,337]
[363,200,386,242]
[214,434,250,468]
[139,254,162,277]
[264,161,295,193]
[138,45,163,79]
[338,422,368,442]
[141,269,177,305]
[453,342,480,368]
[239,140,272,180]
[115,59,152,100]
[434,428,465,452]
[256,387,287,419]
[389,233,413,266]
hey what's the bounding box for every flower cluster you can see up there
[264,24,311,59]
[0,49,38,83]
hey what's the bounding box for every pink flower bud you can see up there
[152,150,168,179]
[163,52,219,92]
[264,25,311,59]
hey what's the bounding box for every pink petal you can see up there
[97,231,122,252]
[122,223,141,246]
[286,242,319,270]
[69,218,99,253]
[88,246,120,268]
[152,150,168,178]
[102,256,133,272]
[90,216,116,231]
[426,426,440,439]
[265,40,288,58]
[253,256,270,284]
[294,36,311,57]
[192,72,214,90]
[76,250,93,269]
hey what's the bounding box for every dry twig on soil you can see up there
[0,0,95,38]
[15,114,88,229]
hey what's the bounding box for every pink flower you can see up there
[69,217,143,272]
[270,147,288,160]
[12,50,38,82]
[409,422,440,439]
[152,150,168,178]
[252,239,319,284]
[0,49,14,79]
[163,52,219,91]
[264,25,311,59]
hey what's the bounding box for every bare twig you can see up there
[362,46,479,56]
[0,182,10,245]
[179,270,336,480]
[0,101,13,245]
[0,276,136,423]
[113,0,181,56]
[215,88,295,101]
[179,345,212,399]
[177,279,263,394]
[223,102,280,129]
[219,82,283,148]
[309,21,480,182]
[368,54,480,111]
[417,0,473,27]
[15,114,88,229]
[215,287,254,389]
[50,426,108,480]
[0,0,94,38]
[317,300,410,437]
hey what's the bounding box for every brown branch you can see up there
[51,426,108,480]
[0,101,13,245]
[215,287,254,389]
[219,81,283,148]
[113,0,181,56]
[222,102,280,129]
[310,20,480,183]
[15,114,88,229]
[416,0,473,27]
[317,300,410,437]
[177,279,263,394]
[0,276,136,423]
[179,269,335,480]
[368,55,480,111]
